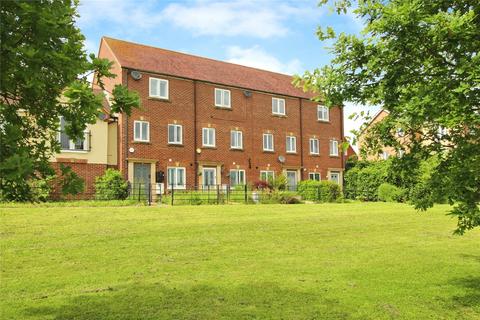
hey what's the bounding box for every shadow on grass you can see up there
[25,283,352,320]
[450,276,480,308]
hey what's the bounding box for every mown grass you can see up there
[1,203,479,319]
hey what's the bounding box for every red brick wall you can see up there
[51,161,107,198]
[118,70,344,186]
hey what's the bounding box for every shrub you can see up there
[58,164,84,196]
[317,181,343,202]
[297,180,342,202]
[344,160,389,201]
[260,190,301,204]
[29,175,55,202]
[253,180,271,190]
[95,169,129,200]
[297,180,321,201]
[377,183,403,202]
[271,174,288,191]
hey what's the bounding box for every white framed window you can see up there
[309,138,319,155]
[230,169,245,186]
[272,97,286,115]
[167,167,186,189]
[149,77,169,99]
[134,121,149,142]
[260,170,275,181]
[317,105,329,121]
[202,127,216,147]
[309,172,321,181]
[215,88,231,108]
[58,116,89,151]
[286,135,296,153]
[263,133,274,151]
[329,139,339,156]
[230,130,243,149]
[168,124,182,145]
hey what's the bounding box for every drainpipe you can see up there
[193,80,198,187]
[124,68,129,181]
[299,98,304,181]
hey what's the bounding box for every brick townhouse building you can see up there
[54,37,345,192]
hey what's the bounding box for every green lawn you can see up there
[1,203,479,319]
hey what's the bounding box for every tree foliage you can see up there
[0,0,140,201]
[297,0,479,233]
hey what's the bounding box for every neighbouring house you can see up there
[357,109,405,160]
[53,37,345,194]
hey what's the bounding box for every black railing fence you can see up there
[30,182,308,206]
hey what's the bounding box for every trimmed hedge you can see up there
[377,183,404,202]
[95,169,129,200]
[344,161,389,201]
[297,180,342,203]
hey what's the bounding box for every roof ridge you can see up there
[102,36,297,79]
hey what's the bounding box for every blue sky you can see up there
[76,0,378,143]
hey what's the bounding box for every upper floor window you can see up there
[215,88,231,108]
[272,97,285,115]
[263,133,274,151]
[329,139,339,156]
[149,77,169,99]
[286,136,296,153]
[134,120,149,142]
[309,138,319,155]
[168,124,182,145]
[58,116,89,151]
[317,105,329,121]
[230,130,243,149]
[202,127,216,147]
[230,169,245,186]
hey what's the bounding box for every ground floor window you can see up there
[260,170,275,182]
[167,167,186,189]
[309,172,321,181]
[230,169,245,186]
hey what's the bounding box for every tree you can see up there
[0,0,140,201]
[295,0,479,233]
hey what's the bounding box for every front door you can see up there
[329,171,340,184]
[202,168,216,187]
[286,170,297,191]
[134,163,151,194]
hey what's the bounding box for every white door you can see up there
[330,171,340,184]
[202,168,216,187]
[286,170,297,191]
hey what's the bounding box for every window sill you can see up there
[286,152,297,155]
[148,97,171,102]
[168,143,184,147]
[215,106,232,110]
[132,141,151,144]
[272,114,287,118]
[317,120,330,123]
[329,155,340,158]
[230,148,244,151]
[309,154,320,157]
[263,150,275,153]
[202,146,217,149]
[60,149,89,154]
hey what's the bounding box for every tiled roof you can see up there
[103,37,314,99]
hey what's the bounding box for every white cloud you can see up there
[226,45,302,75]
[77,0,321,39]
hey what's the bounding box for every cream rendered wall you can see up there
[52,119,109,164]
[107,122,118,165]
